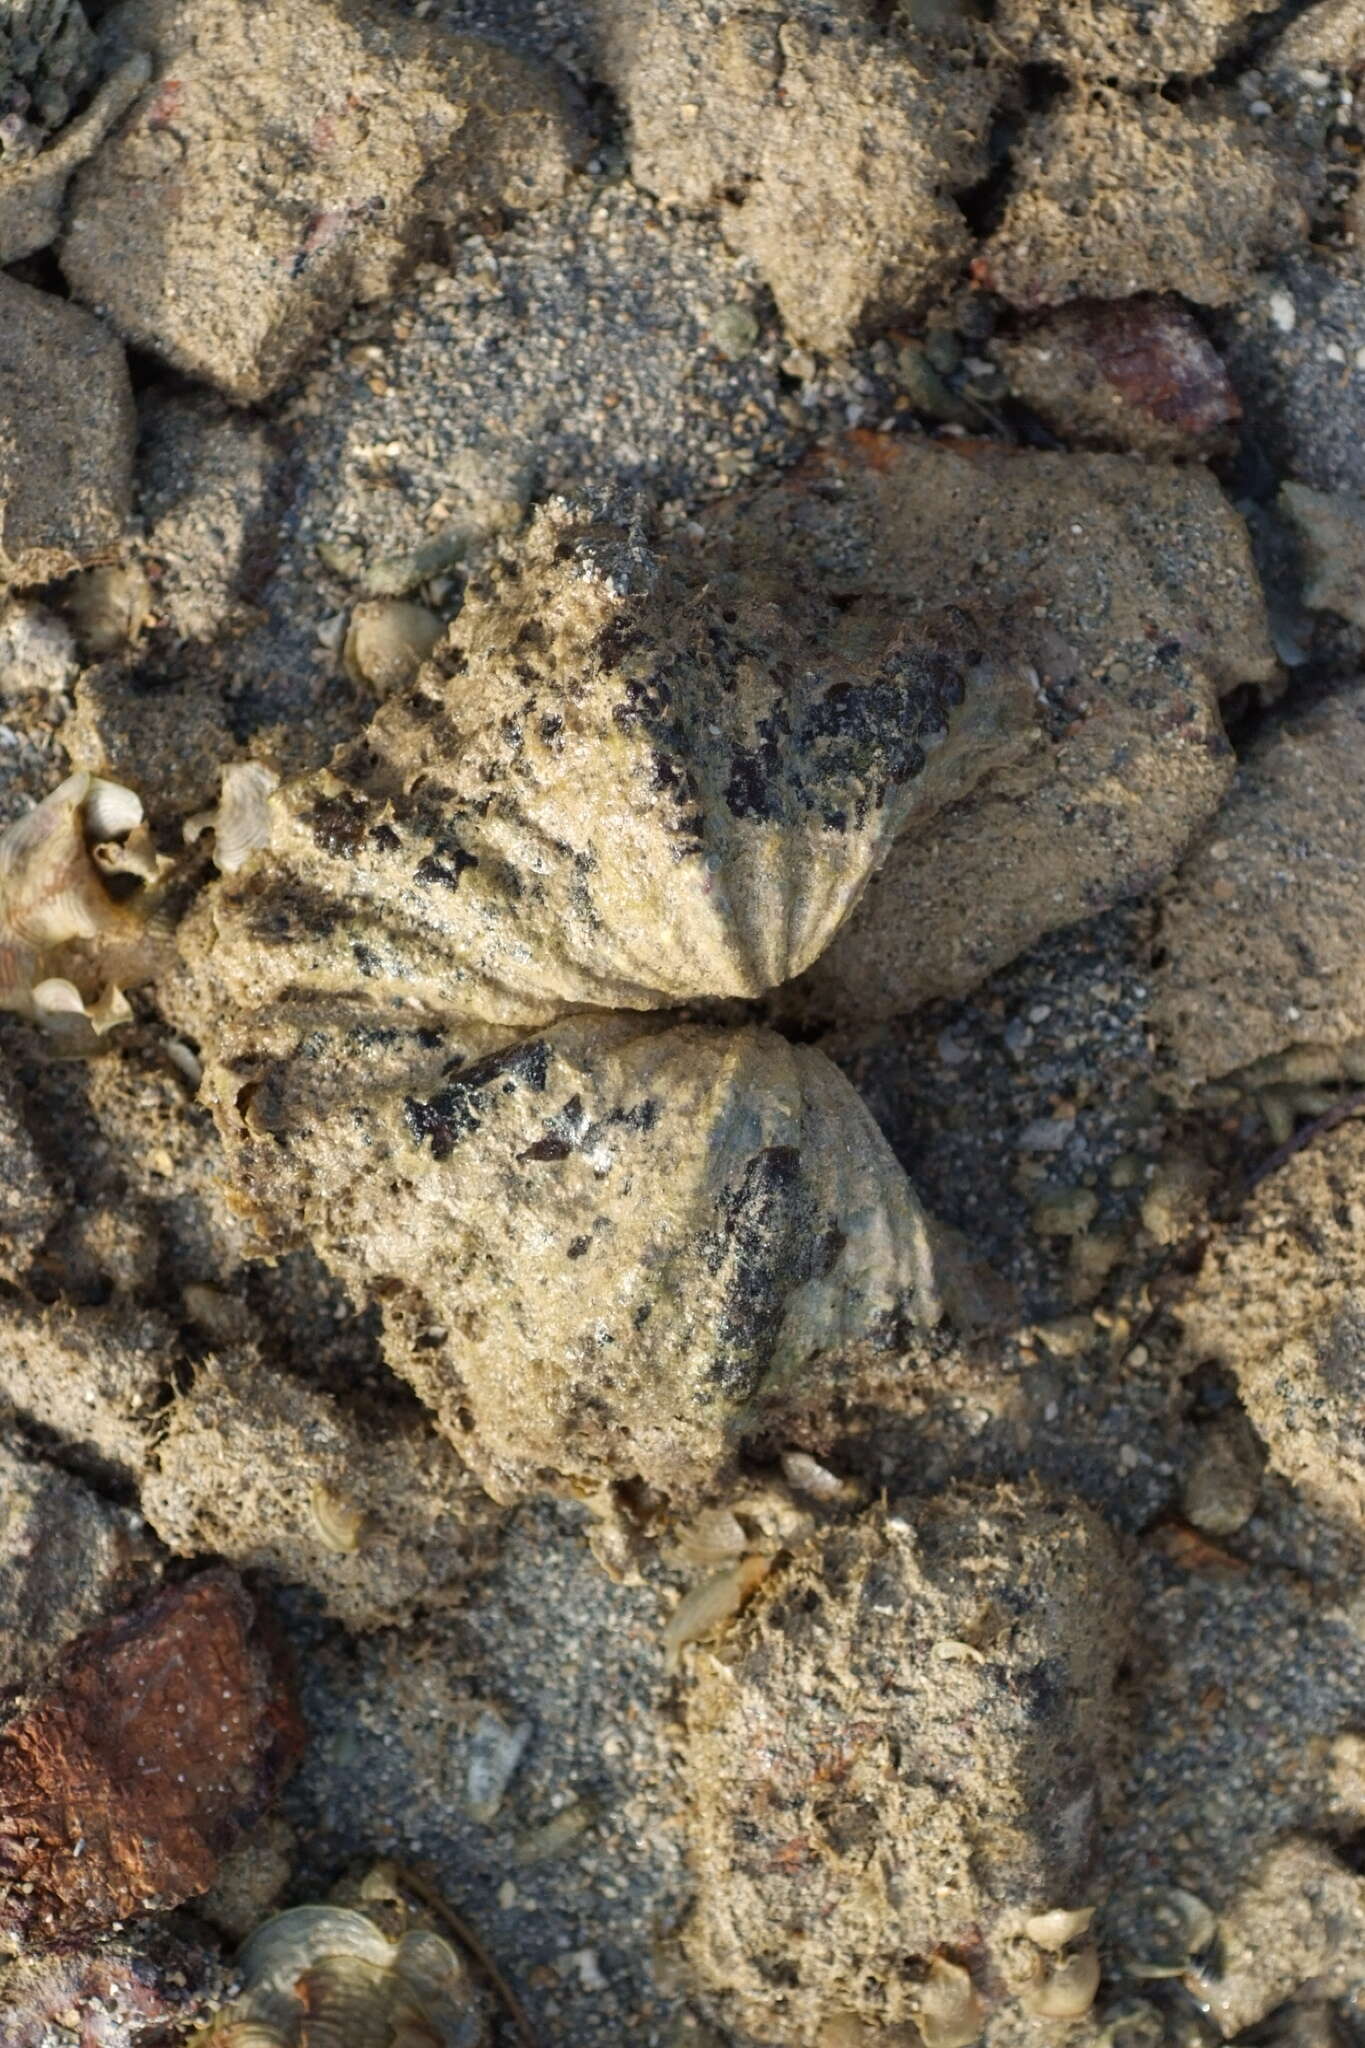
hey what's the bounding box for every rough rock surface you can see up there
[183,498,1035,1031]
[0,1433,159,1696]
[143,1349,503,1629]
[0,1079,55,1283]
[1152,685,1365,1091]
[1178,1121,1365,1533]
[62,0,583,402]
[986,91,1309,310]
[703,435,1275,1022]
[1280,481,1365,628]
[0,1926,228,2047]
[604,3,992,353]
[204,1008,943,1503]
[683,1487,1130,2044]
[991,0,1277,80]
[0,274,134,585]
[993,298,1241,457]
[0,1568,303,1953]
[1189,1837,1365,2036]
[0,1301,174,1483]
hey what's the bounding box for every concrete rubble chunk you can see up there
[700,434,1275,1022]
[1152,684,1365,1091]
[1178,1121,1365,1534]
[683,1486,1131,2044]
[0,1430,160,1696]
[61,0,585,402]
[0,274,134,586]
[142,1348,503,1630]
[0,1567,304,1954]
[985,90,1311,310]
[603,3,993,353]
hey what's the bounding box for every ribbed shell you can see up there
[205,1005,942,1498]
[196,1905,487,2048]
[191,502,1033,1030]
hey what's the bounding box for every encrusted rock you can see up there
[0,600,79,698]
[1185,1838,1365,2037]
[703,435,1274,1022]
[985,91,1310,310]
[604,4,993,352]
[0,1431,159,1695]
[993,298,1241,458]
[133,393,282,644]
[0,1567,303,1953]
[61,0,583,402]
[0,275,134,585]
[203,1007,944,1502]
[1152,685,1365,1092]
[1177,1121,1365,1532]
[142,1348,503,1629]
[683,1487,1131,2044]
[0,1300,172,1487]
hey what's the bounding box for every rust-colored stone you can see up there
[0,1568,304,1953]
[998,296,1241,455]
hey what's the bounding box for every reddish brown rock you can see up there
[995,297,1241,456]
[0,1568,303,1954]
[0,1927,228,2046]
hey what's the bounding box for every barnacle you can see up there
[193,1900,488,2046]
[0,768,163,1033]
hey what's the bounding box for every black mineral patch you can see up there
[404,1039,551,1161]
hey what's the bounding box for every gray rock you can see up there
[0,275,134,586]
[61,0,585,401]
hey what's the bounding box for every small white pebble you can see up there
[1326,342,1346,364]
[1248,98,1272,118]
[1268,289,1297,334]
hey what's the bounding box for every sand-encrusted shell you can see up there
[195,1903,487,2046]
[0,768,155,1030]
[204,1004,943,1499]
[189,501,1034,1031]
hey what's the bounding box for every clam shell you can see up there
[204,1006,944,1499]
[194,501,1033,1030]
[196,1898,488,2047]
